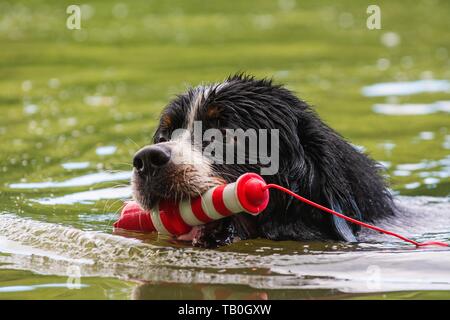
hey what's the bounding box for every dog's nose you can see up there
[133,145,171,174]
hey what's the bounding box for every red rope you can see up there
[264,183,449,248]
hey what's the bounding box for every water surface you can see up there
[0,0,449,299]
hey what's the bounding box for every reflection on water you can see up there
[373,101,450,115]
[362,80,450,97]
[394,156,450,191]
[9,171,131,189]
[10,153,447,206]
[84,96,116,107]
[405,182,421,190]
[96,145,118,156]
[0,269,134,299]
[2,0,449,300]
[61,162,90,170]
[23,104,39,115]
[1,142,448,299]
[0,196,449,298]
[35,186,131,205]
[444,136,450,150]
[2,85,449,298]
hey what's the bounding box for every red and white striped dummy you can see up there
[113,173,270,235]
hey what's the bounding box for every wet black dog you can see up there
[132,74,396,247]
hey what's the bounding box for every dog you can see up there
[131,74,396,248]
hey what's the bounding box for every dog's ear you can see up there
[325,193,361,242]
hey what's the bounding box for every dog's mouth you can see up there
[131,165,226,208]
[131,168,240,246]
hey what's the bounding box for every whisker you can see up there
[127,137,141,149]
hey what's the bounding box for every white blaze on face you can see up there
[167,84,217,180]
[186,82,230,130]
[165,82,235,189]
[170,129,210,170]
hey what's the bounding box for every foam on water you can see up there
[0,196,449,293]
[0,213,273,281]
[362,80,450,97]
[9,171,131,189]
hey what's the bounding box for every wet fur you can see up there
[133,74,396,248]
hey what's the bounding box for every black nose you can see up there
[133,145,171,174]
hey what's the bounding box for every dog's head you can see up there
[131,74,394,247]
[131,74,304,245]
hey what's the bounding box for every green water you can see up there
[0,0,449,299]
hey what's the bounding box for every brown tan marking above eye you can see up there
[160,114,172,128]
[206,104,222,119]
